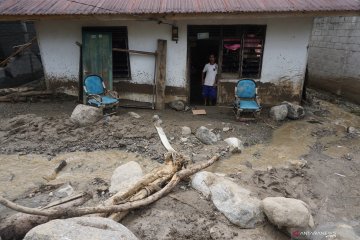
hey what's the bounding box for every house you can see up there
[308,16,360,104]
[0,0,358,108]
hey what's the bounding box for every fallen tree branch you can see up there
[0,154,220,218]
[0,193,91,240]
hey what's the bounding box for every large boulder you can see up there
[24,217,138,240]
[282,101,305,120]
[269,105,288,121]
[109,161,144,194]
[262,197,314,229]
[192,171,264,228]
[224,137,244,153]
[70,104,103,126]
[195,126,218,145]
[311,222,360,240]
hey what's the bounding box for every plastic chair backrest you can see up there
[236,79,256,99]
[84,75,104,95]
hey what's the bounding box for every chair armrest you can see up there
[106,90,119,99]
[88,94,102,103]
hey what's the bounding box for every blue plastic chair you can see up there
[83,75,119,110]
[233,79,261,119]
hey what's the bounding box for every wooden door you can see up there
[82,31,113,89]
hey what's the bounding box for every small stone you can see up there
[128,112,141,119]
[152,115,163,125]
[169,100,186,111]
[347,126,358,134]
[49,192,53,197]
[223,127,230,132]
[180,137,188,142]
[288,159,308,170]
[245,161,252,169]
[343,153,353,161]
[224,137,244,153]
[181,126,192,136]
[54,183,74,198]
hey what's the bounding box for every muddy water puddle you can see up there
[208,100,360,174]
[208,121,317,173]
[0,150,159,200]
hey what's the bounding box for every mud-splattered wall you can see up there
[35,16,312,105]
[308,16,360,104]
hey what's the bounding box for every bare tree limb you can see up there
[0,154,220,218]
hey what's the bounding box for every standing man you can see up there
[202,54,218,106]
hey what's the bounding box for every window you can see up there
[82,27,131,80]
[188,25,266,79]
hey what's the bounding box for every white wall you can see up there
[35,16,313,100]
[35,19,187,90]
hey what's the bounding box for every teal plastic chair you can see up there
[83,75,119,110]
[233,79,261,119]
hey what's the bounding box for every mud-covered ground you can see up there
[0,88,360,239]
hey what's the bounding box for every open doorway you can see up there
[189,39,219,104]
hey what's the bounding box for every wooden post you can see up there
[155,39,167,110]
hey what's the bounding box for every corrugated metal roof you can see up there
[0,0,359,16]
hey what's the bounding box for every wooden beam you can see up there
[0,37,37,67]
[155,39,167,110]
[112,48,156,56]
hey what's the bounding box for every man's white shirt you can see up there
[203,63,218,86]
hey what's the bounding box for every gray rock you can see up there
[282,101,305,120]
[181,126,192,136]
[195,126,218,145]
[311,222,360,240]
[222,127,230,132]
[109,161,144,194]
[54,183,74,198]
[70,104,103,126]
[169,100,186,111]
[191,171,214,197]
[152,115,163,126]
[24,217,138,240]
[192,171,264,228]
[224,137,244,153]
[269,105,288,121]
[128,112,141,119]
[347,126,359,134]
[262,197,314,229]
